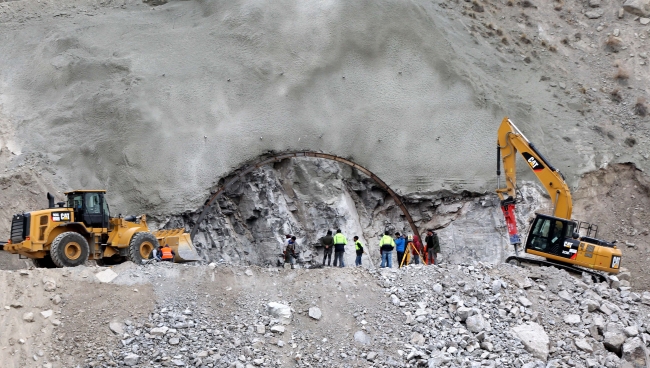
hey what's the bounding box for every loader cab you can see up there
[525,214,577,256]
[65,190,110,229]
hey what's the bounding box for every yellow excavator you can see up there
[2,190,200,267]
[496,117,621,280]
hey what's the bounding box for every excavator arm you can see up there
[496,117,573,244]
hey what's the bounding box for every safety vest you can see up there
[333,233,347,245]
[380,235,394,246]
[161,246,173,260]
[355,241,363,250]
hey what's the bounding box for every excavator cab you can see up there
[526,214,577,256]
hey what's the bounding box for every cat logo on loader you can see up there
[3,190,200,268]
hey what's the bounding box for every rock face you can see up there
[511,322,549,361]
[165,158,545,267]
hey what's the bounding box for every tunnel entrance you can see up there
[190,151,419,242]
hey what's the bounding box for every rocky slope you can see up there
[2,261,650,368]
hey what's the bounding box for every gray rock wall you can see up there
[156,158,548,267]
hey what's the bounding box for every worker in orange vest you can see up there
[161,244,175,262]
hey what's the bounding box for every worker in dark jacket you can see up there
[284,236,298,269]
[354,236,364,267]
[332,229,347,268]
[321,230,334,266]
[379,231,396,268]
[425,230,440,265]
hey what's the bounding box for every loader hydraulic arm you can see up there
[496,117,573,244]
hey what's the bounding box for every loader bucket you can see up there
[153,229,201,262]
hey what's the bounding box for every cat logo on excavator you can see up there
[3,190,200,268]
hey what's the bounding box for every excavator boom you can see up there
[497,117,573,219]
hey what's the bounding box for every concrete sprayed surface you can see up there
[0,0,635,215]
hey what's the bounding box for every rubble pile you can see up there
[74,262,650,368]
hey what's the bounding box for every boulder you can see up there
[270,325,285,334]
[575,338,594,353]
[124,354,140,366]
[564,314,581,325]
[308,307,322,320]
[558,290,572,303]
[622,337,649,367]
[40,310,53,319]
[95,269,118,283]
[585,9,605,18]
[625,326,639,337]
[618,271,631,281]
[519,297,533,307]
[581,299,600,312]
[511,322,549,361]
[603,331,626,354]
[150,326,169,336]
[492,279,502,293]
[466,314,489,333]
[411,332,425,346]
[109,321,125,335]
[42,277,57,292]
[623,0,650,16]
[22,312,35,322]
[456,307,473,322]
[642,291,650,306]
[354,330,371,345]
[267,302,292,325]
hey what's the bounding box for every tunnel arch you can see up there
[190,151,419,241]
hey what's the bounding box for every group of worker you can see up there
[378,229,440,268]
[152,244,175,262]
[283,228,440,268]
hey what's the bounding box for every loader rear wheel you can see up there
[50,232,90,267]
[127,232,159,265]
[32,255,57,269]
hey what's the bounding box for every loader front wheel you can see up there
[127,232,159,265]
[50,232,90,267]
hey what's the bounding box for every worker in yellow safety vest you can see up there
[379,231,396,268]
[354,236,364,267]
[332,229,347,268]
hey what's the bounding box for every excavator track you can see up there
[505,255,609,284]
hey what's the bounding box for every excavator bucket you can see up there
[153,229,201,262]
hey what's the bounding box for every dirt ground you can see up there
[573,163,650,291]
[0,265,155,368]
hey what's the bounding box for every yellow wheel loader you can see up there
[3,190,200,267]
